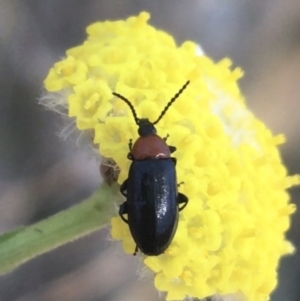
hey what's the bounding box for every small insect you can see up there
[112,81,190,256]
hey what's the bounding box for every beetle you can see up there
[112,81,190,256]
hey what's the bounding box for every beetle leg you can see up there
[133,245,138,256]
[171,157,177,166]
[126,139,134,160]
[120,179,128,197]
[169,145,177,153]
[177,193,188,211]
[119,202,129,223]
[128,139,133,150]
[163,134,176,153]
[127,152,134,160]
[177,181,184,187]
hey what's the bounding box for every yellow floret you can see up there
[43,12,299,301]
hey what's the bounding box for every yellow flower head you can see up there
[43,12,299,301]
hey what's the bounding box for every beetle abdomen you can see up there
[127,159,178,255]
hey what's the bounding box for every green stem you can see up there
[0,185,116,274]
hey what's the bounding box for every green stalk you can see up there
[0,185,116,274]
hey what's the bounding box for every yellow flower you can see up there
[68,78,112,130]
[42,12,299,301]
[44,56,88,91]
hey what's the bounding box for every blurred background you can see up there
[0,0,300,300]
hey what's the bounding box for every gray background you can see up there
[0,1,300,300]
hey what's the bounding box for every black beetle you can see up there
[112,81,190,256]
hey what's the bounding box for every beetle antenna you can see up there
[112,92,139,125]
[153,80,190,125]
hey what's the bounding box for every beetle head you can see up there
[137,118,157,136]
